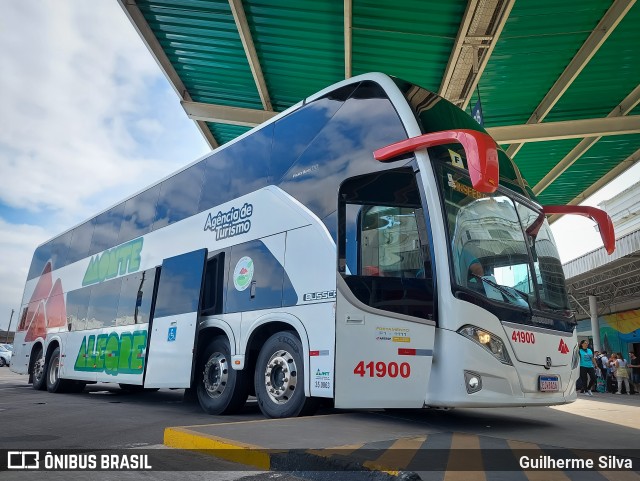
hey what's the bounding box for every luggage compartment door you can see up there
[144,249,207,388]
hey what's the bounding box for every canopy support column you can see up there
[589,295,601,352]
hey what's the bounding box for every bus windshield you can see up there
[437,162,572,317]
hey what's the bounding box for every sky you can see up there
[0,1,637,332]
[0,2,208,331]
[550,163,640,261]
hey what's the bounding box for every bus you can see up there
[11,73,615,418]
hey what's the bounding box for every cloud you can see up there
[0,1,209,329]
[134,118,165,138]
[0,1,206,216]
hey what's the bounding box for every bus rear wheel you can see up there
[196,336,249,415]
[31,345,47,391]
[47,347,76,393]
[254,331,318,418]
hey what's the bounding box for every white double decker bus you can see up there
[12,73,615,418]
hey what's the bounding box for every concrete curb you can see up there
[163,426,417,480]
[164,426,271,470]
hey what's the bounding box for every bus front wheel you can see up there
[254,331,318,418]
[196,336,249,415]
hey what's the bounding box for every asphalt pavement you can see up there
[1,367,638,480]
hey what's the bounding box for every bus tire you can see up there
[197,336,249,415]
[31,345,48,391]
[254,331,319,418]
[47,347,72,393]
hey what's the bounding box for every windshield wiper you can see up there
[470,273,532,310]
[538,299,574,317]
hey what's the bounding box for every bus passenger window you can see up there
[338,169,434,322]
[86,278,122,329]
[201,253,225,315]
[360,206,425,279]
[115,268,156,326]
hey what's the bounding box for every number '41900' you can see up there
[512,330,535,344]
[353,361,410,378]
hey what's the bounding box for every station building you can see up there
[566,181,640,357]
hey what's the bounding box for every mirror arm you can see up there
[542,205,615,255]
[373,129,499,193]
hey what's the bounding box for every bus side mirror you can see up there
[542,205,615,255]
[373,129,499,193]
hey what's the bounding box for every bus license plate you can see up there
[539,376,559,392]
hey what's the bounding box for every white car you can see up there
[0,344,11,367]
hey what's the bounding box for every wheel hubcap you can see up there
[264,350,297,404]
[49,357,59,386]
[203,353,228,398]
[33,354,45,382]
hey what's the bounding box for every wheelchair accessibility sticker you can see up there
[167,326,177,342]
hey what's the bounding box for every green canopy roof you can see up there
[120,0,640,210]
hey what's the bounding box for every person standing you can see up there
[600,351,612,392]
[612,353,631,395]
[578,340,596,396]
[629,352,640,394]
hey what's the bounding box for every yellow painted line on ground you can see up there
[508,440,571,481]
[574,449,640,481]
[164,426,271,470]
[568,449,640,481]
[600,470,640,481]
[444,433,485,481]
[363,435,427,475]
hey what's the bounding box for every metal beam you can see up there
[118,0,218,149]
[569,260,640,293]
[182,101,278,127]
[344,0,352,79]
[569,294,591,317]
[229,0,273,111]
[440,0,515,109]
[438,0,479,98]
[506,0,636,158]
[460,0,515,110]
[181,96,640,138]
[534,85,640,195]
[548,147,640,224]
[488,116,640,144]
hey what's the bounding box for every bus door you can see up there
[144,249,207,388]
[334,169,436,408]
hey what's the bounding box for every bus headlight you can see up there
[458,325,512,365]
